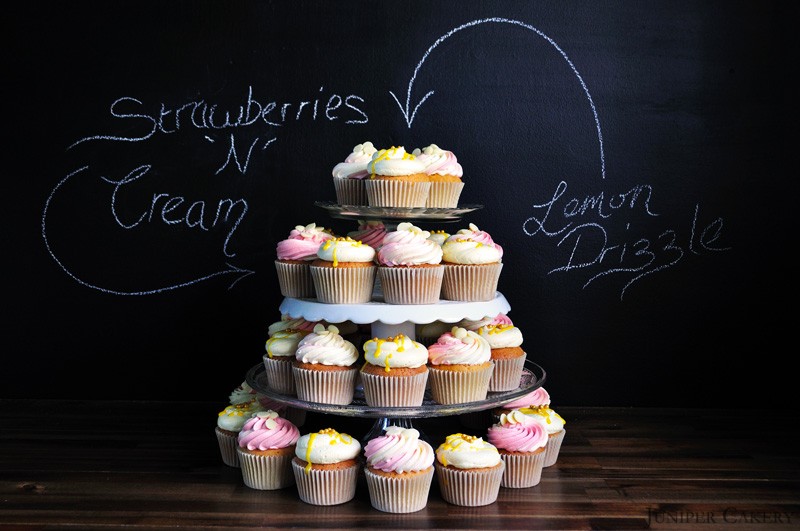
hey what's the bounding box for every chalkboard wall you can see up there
[6,1,795,407]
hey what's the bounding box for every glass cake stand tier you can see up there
[315,201,483,223]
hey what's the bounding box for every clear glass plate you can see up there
[315,201,484,223]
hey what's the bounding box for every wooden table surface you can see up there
[2,400,799,530]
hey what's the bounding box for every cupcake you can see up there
[332,141,377,205]
[228,380,259,406]
[412,144,464,208]
[309,237,376,304]
[292,324,359,406]
[215,398,261,468]
[263,329,305,395]
[518,404,566,467]
[236,410,300,490]
[415,320,453,347]
[267,314,319,336]
[477,320,527,392]
[427,229,450,247]
[363,426,435,513]
[458,313,513,331]
[365,146,430,207]
[486,409,549,488]
[292,428,362,506]
[434,433,505,506]
[375,222,443,304]
[427,326,493,405]
[347,220,388,251]
[493,386,551,420]
[441,224,504,302]
[360,334,429,407]
[275,223,334,298]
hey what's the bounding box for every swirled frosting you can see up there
[427,230,450,247]
[376,222,443,266]
[265,330,304,359]
[276,223,334,261]
[435,433,501,469]
[347,220,387,249]
[268,314,319,336]
[229,381,258,405]
[295,428,361,472]
[519,405,566,434]
[217,399,261,431]
[317,237,376,266]
[363,334,429,371]
[458,313,513,331]
[487,410,549,453]
[368,146,426,177]
[363,426,435,473]
[501,387,551,410]
[237,410,300,451]
[477,324,523,349]
[411,144,463,177]
[427,326,491,366]
[332,142,377,180]
[441,224,503,264]
[295,324,359,366]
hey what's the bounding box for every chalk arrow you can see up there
[42,166,255,296]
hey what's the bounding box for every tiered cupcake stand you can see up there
[246,205,546,441]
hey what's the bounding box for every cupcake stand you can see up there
[246,204,547,442]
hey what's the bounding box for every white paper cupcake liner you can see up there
[291,459,360,506]
[215,427,240,468]
[274,260,315,298]
[292,365,357,405]
[426,181,464,208]
[488,352,527,392]
[378,266,444,305]
[333,177,368,206]
[365,179,431,208]
[500,449,546,488]
[544,429,566,467]
[310,264,375,304]
[441,262,503,302]
[364,467,434,513]
[428,363,494,405]
[360,370,428,407]
[237,448,295,490]
[434,461,505,506]
[262,356,297,395]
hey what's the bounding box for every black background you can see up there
[5,1,795,407]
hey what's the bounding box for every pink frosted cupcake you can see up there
[309,237,376,304]
[363,426,435,513]
[441,224,504,301]
[215,398,261,468]
[434,433,505,506]
[376,222,443,304]
[360,334,430,407]
[518,404,566,468]
[487,410,549,488]
[412,144,464,208]
[332,141,376,205]
[291,428,362,506]
[236,410,300,490]
[365,146,430,207]
[275,223,334,298]
[427,326,493,405]
[292,324,360,406]
[493,387,552,420]
[347,220,388,251]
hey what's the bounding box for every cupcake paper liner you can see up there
[428,363,494,405]
[333,177,368,206]
[378,266,444,305]
[262,356,297,395]
[488,352,527,392]
[215,427,240,468]
[237,448,295,490]
[441,262,503,302]
[274,260,315,299]
[500,449,546,488]
[291,460,360,506]
[544,429,566,467]
[360,370,429,407]
[434,461,505,506]
[292,365,357,405]
[365,179,431,208]
[310,264,375,304]
[426,181,464,208]
[364,467,434,513]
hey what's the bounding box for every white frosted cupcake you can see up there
[360,334,430,407]
[441,224,504,301]
[292,428,362,506]
[427,327,494,405]
[412,144,464,208]
[236,410,300,490]
[292,324,360,406]
[332,142,376,205]
[375,222,443,304]
[310,237,376,304]
[477,320,527,392]
[365,146,430,207]
[215,398,262,468]
[274,223,334,299]
[434,433,505,506]
[263,330,305,395]
[487,410,549,488]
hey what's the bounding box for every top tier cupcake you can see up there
[332,141,377,206]
[365,146,430,208]
[412,144,464,208]
[275,223,334,299]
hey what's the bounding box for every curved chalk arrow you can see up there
[390,17,605,179]
[42,166,255,295]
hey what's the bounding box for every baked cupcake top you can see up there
[363,426,435,473]
[316,236,376,266]
[477,323,524,349]
[501,387,551,410]
[435,433,501,469]
[363,334,429,371]
[368,146,426,177]
[412,144,463,178]
[295,428,361,471]
[518,405,566,434]
[265,329,305,359]
[332,142,377,180]
[228,381,258,405]
[376,222,443,267]
[217,399,261,432]
[237,410,300,451]
[486,409,549,453]
[441,223,503,264]
[458,313,513,331]
[295,324,359,367]
[268,314,319,336]
[427,229,450,247]
[427,326,491,366]
[347,220,387,249]
[276,223,334,261]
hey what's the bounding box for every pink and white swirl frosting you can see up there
[332,142,377,180]
[442,223,503,264]
[268,314,318,336]
[487,410,549,453]
[363,426,435,473]
[411,144,463,177]
[347,220,387,249]
[502,387,551,410]
[458,313,514,331]
[376,222,443,266]
[478,324,523,349]
[237,410,300,451]
[368,146,426,176]
[276,223,334,261]
[427,326,491,366]
[295,324,359,367]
